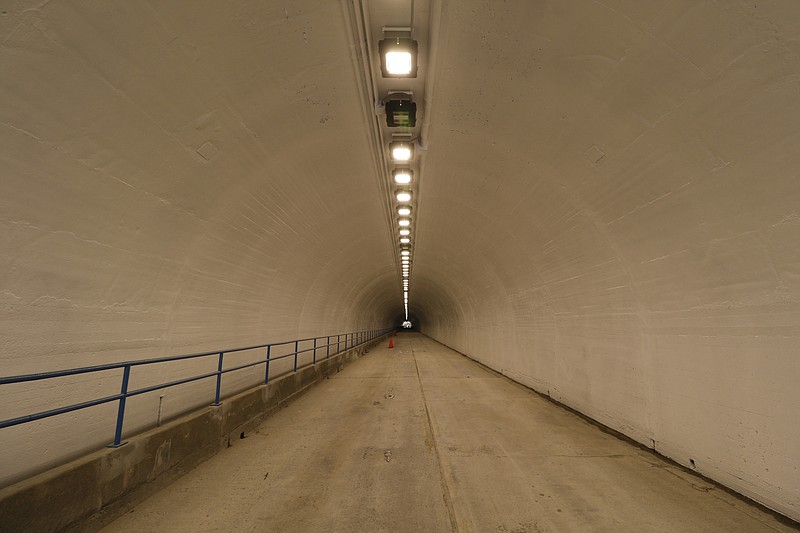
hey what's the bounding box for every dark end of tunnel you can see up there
[393,313,419,331]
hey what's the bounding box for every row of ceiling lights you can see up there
[380,37,419,320]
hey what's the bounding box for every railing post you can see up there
[212,352,224,406]
[108,365,132,448]
[265,345,271,384]
[313,337,318,364]
[337,334,341,353]
[293,340,299,372]
[326,336,330,358]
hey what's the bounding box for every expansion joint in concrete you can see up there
[411,338,460,533]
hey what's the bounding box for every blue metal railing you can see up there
[0,327,395,447]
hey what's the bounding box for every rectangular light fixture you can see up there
[385,99,417,128]
[379,38,418,78]
[390,141,414,162]
[393,169,413,185]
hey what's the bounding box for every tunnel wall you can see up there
[414,0,800,521]
[0,2,400,487]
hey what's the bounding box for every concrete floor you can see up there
[102,333,796,533]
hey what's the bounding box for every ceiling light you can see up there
[398,218,410,227]
[393,169,413,185]
[396,190,412,203]
[390,142,414,162]
[397,205,411,216]
[400,237,410,244]
[401,250,410,256]
[399,229,410,236]
[379,38,418,78]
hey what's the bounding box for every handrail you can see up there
[0,327,395,447]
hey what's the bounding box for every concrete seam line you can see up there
[411,338,460,533]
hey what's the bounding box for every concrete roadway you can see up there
[102,333,796,532]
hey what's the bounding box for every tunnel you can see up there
[1,0,799,530]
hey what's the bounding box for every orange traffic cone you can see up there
[388,338,394,349]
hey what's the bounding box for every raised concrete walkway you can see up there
[101,333,795,532]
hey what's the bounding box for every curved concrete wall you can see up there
[1,0,798,522]
[0,1,398,486]
[415,1,800,520]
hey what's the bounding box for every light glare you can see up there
[385,51,413,75]
[393,170,412,185]
[398,218,410,227]
[396,191,411,202]
[399,229,410,236]
[391,144,413,161]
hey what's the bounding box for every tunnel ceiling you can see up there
[1,0,799,519]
